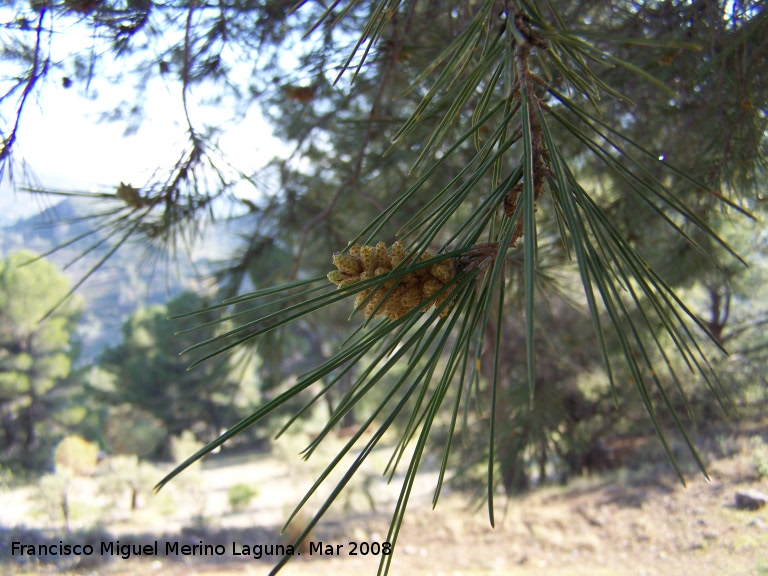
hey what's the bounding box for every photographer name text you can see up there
[11,539,392,560]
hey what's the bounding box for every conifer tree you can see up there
[1,1,766,573]
[0,252,83,470]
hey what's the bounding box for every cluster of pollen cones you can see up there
[327,241,456,320]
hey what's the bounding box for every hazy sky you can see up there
[1,71,284,225]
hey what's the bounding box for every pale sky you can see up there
[1,70,285,224]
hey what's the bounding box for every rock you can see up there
[734,491,767,511]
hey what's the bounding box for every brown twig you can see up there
[0,7,49,178]
[503,2,551,248]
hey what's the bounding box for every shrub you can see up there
[54,436,99,477]
[228,483,258,513]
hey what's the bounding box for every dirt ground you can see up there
[2,429,767,576]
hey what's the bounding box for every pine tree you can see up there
[0,252,83,470]
[1,1,766,573]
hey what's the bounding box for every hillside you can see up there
[0,195,246,362]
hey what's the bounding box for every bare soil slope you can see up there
[2,430,767,576]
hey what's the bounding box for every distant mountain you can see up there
[0,196,248,363]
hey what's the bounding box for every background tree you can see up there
[0,251,83,471]
[98,291,260,455]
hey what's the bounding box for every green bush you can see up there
[33,473,71,529]
[227,483,258,513]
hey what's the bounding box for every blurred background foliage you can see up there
[0,1,766,564]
